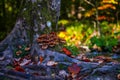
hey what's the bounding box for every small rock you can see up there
[59,70,68,77]
[0,56,4,61]
[46,61,58,66]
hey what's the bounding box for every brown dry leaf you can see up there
[68,63,81,74]
[62,48,72,56]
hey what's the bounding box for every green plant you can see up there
[14,45,30,58]
[58,21,94,46]
[90,36,118,52]
[65,45,79,56]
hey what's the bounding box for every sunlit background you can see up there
[0,0,120,53]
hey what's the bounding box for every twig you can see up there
[84,0,95,7]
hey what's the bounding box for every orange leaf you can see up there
[39,56,44,63]
[62,48,72,56]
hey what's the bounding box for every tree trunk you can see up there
[0,0,61,57]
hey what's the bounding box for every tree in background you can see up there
[1,0,120,41]
[0,0,22,41]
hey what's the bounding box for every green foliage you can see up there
[65,45,79,56]
[100,21,113,35]
[90,36,118,52]
[59,21,94,46]
[58,19,69,25]
[114,31,120,36]
[14,45,30,58]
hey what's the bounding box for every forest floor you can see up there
[0,31,120,80]
[0,48,120,80]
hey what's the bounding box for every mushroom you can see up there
[59,38,66,43]
[16,50,22,56]
[49,43,56,47]
[41,44,48,50]
[37,32,66,49]
[25,47,30,51]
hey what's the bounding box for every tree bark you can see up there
[0,0,61,58]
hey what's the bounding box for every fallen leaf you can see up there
[68,63,81,74]
[62,48,72,56]
[39,56,44,63]
[14,66,25,72]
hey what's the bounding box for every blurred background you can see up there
[0,0,120,47]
